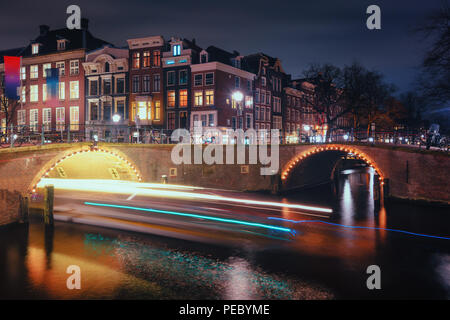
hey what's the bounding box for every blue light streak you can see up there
[267,217,450,240]
[84,202,293,233]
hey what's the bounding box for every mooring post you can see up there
[44,185,54,226]
[19,194,29,224]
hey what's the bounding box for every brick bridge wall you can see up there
[0,142,448,226]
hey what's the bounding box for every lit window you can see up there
[56,62,65,76]
[173,44,181,56]
[152,51,161,67]
[245,96,253,108]
[42,84,47,101]
[70,60,79,75]
[69,81,79,99]
[17,110,26,125]
[179,89,188,107]
[70,106,79,131]
[194,91,203,106]
[205,90,214,106]
[154,101,161,120]
[30,109,38,131]
[59,82,65,100]
[32,44,39,55]
[30,85,38,102]
[20,67,26,80]
[43,63,51,78]
[167,91,176,107]
[56,107,65,131]
[57,40,66,51]
[132,52,140,69]
[143,51,150,68]
[30,65,38,79]
[43,108,51,131]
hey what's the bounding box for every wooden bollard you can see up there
[19,195,29,224]
[44,185,54,226]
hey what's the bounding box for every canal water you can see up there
[0,169,449,299]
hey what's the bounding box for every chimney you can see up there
[81,18,89,30]
[39,25,50,36]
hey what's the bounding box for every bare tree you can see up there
[417,2,450,104]
[301,63,348,140]
[0,94,21,138]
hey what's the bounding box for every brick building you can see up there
[1,20,110,138]
[190,46,255,142]
[242,53,287,141]
[162,38,201,132]
[127,36,165,133]
[82,45,129,141]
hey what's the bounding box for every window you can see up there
[104,62,110,73]
[261,77,266,87]
[70,106,79,131]
[132,76,140,93]
[20,67,26,80]
[30,85,38,102]
[255,89,260,103]
[69,81,79,99]
[90,102,99,121]
[116,78,125,94]
[232,117,236,130]
[70,60,79,75]
[32,44,39,55]
[246,114,252,129]
[30,109,38,131]
[132,52,140,69]
[56,107,65,131]
[103,102,112,121]
[194,74,203,86]
[21,87,26,103]
[255,106,259,120]
[179,89,188,107]
[205,90,214,105]
[17,109,26,125]
[90,80,98,96]
[205,73,214,85]
[208,113,214,127]
[201,53,208,63]
[245,96,253,108]
[247,80,251,91]
[30,65,38,79]
[56,62,65,76]
[42,84,47,101]
[43,63,51,78]
[173,44,181,56]
[152,50,161,67]
[143,51,150,68]
[103,78,111,95]
[154,100,161,120]
[167,90,176,108]
[43,108,51,131]
[179,70,188,85]
[153,74,161,92]
[201,115,207,127]
[57,40,66,51]
[266,107,270,121]
[167,112,176,130]
[179,111,187,128]
[235,76,240,88]
[194,91,203,106]
[167,71,175,86]
[142,75,150,92]
[266,92,271,105]
[59,82,65,100]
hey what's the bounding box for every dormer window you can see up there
[105,62,110,73]
[173,44,181,56]
[57,40,67,51]
[200,52,208,63]
[32,44,39,55]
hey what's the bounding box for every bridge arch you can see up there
[280,144,385,191]
[29,146,143,193]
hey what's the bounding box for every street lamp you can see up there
[343,134,349,141]
[113,114,121,123]
[232,91,244,102]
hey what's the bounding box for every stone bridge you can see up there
[0,142,448,205]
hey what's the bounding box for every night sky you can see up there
[0,0,443,94]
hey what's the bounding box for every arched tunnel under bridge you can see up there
[280,145,384,200]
